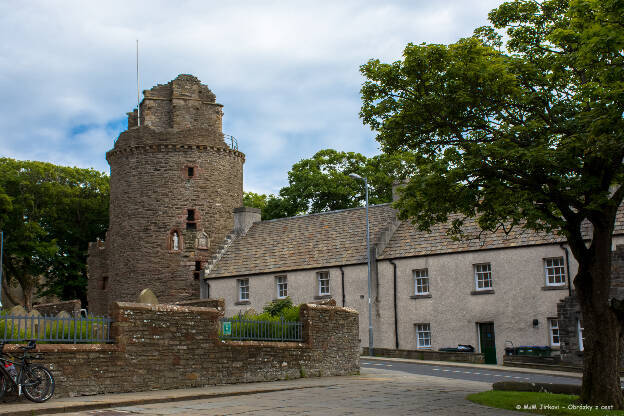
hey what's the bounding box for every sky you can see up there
[0,0,503,195]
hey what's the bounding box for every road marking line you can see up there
[483,374,491,376]
[494,375,501,377]
[385,364,393,367]
[442,369,450,372]
[504,375,512,378]
[374,363,383,366]
[433,368,440,371]
[463,371,472,374]
[453,370,461,373]
[473,372,481,375]
[513,376,522,379]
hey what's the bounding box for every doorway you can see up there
[478,322,497,364]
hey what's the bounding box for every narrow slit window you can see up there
[187,166,195,177]
[186,209,197,230]
[193,261,202,280]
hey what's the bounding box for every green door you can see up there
[479,322,497,364]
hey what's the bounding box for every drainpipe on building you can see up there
[560,243,572,297]
[339,266,345,307]
[389,259,398,349]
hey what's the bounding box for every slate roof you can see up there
[205,204,398,278]
[378,215,563,259]
[379,203,624,259]
[206,202,624,278]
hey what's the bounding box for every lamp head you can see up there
[349,173,363,180]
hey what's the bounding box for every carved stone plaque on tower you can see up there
[196,231,210,250]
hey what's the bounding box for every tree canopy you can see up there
[0,158,109,309]
[360,0,623,407]
[244,149,415,220]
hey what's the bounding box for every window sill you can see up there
[542,285,567,291]
[416,347,432,350]
[410,294,432,299]
[471,289,495,295]
[234,300,250,305]
[314,295,332,300]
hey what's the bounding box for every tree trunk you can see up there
[23,286,33,312]
[575,225,624,408]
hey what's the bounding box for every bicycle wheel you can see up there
[22,365,54,403]
[0,371,6,400]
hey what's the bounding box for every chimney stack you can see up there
[233,207,261,236]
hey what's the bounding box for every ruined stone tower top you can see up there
[113,74,230,151]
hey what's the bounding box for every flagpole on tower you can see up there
[136,39,140,127]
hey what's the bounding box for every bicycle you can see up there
[0,340,55,403]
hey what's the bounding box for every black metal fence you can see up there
[224,134,238,151]
[219,317,302,342]
[0,314,113,344]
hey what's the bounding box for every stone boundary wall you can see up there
[4,302,359,397]
[361,347,485,364]
[557,244,624,365]
[503,355,624,375]
[33,300,82,317]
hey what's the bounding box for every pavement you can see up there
[0,357,575,416]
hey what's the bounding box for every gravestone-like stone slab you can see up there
[8,305,27,316]
[137,289,159,305]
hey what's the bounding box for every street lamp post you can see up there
[349,174,373,356]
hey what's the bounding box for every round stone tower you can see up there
[88,75,244,313]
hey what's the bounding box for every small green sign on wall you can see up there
[222,321,232,336]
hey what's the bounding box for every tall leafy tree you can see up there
[244,149,415,220]
[0,158,109,309]
[360,0,624,407]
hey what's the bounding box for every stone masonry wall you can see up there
[4,302,359,398]
[87,239,109,315]
[361,347,485,364]
[557,295,582,364]
[557,244,624,364]
[33,300,82,317]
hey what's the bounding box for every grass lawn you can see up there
[467,391,624,415]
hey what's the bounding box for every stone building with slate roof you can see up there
[203,201,624,365]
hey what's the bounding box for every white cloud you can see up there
[0,0,502,193]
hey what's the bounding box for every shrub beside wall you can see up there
[4,302,360,397]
